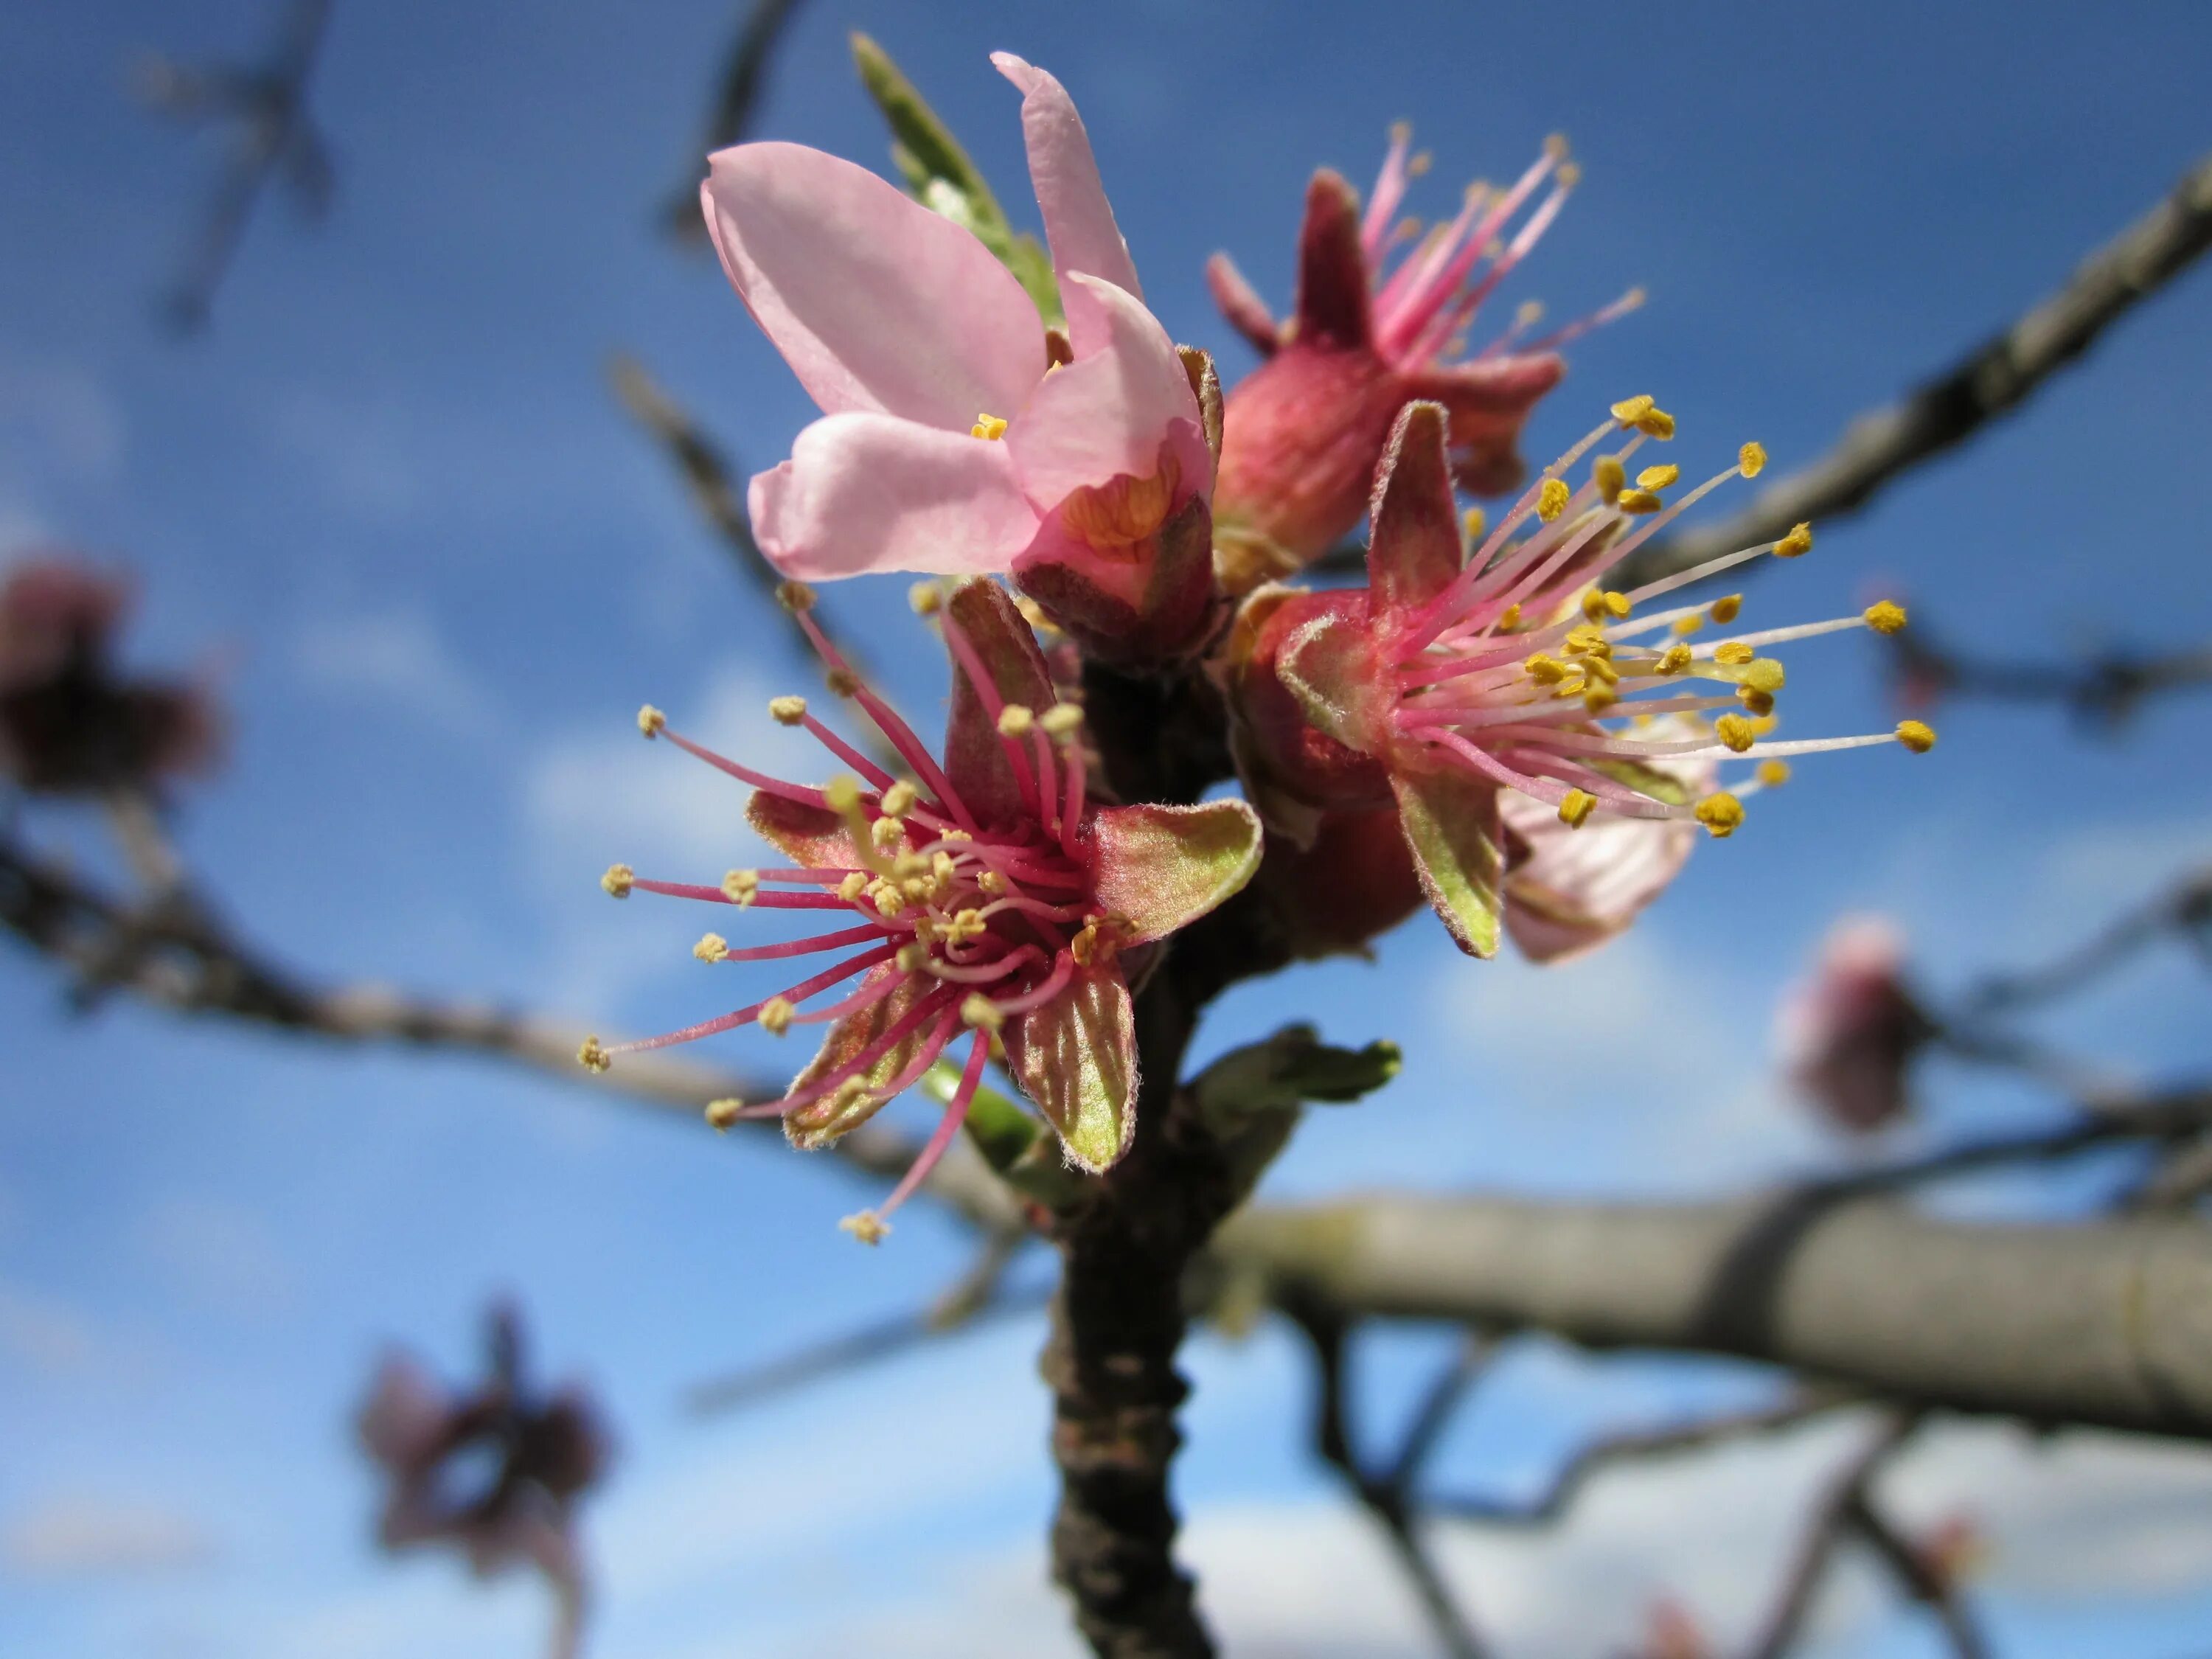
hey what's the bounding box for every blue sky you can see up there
[3,1,2211,1654]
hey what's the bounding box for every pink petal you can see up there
[990,53,1142,303]
[748,412,1040,580]
[1499,787,1697,964]
[1008,274,1206,509]
[702,143,1044,428]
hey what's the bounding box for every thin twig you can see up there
[1958,865,2212,1018]
[1615,152,2212,589]
[1290,1305,1494,1659]
[1739,1413,1920,1659]
[661,0,809,240]
[1888,623,2212,730]
[1431,1394,1851,1528]
[1844,1489,1990,1659]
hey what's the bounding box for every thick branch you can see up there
[1221,1184,2212,1439]
[1615,153,2212,588]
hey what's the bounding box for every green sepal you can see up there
[850,32,1062,326]
[1393,768,1503,958]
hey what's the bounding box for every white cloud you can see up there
[291,608,497,734]
[0,1492,217,1578]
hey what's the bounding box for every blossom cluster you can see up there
[582,48,1938,1234]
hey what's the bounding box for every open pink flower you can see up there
[1208,130,1633,585]
[1775,914,1931,1133]
[1228,398,1935,956]
[584,578,1262,1237]
[703,55,1218,661]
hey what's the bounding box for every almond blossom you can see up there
[1228,397,1937,956]
[582,578,1262,1239]
[1775,914,1932,1133]
[1208,129,1635,586]
[701,55,1217,661]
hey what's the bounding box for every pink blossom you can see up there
[702,56,1217,659]
[585,578,1262,1236]
[1228,399,1935,956]
[1209,130,1633,585]
[1776,914,1931,1133]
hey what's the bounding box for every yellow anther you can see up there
[1516,299,1545,328]
[996,703,1035,738]
[1014,594,1060,636]
[1545,132,1570,160]
[839,1210,888,1246]
[1694,792,1746,838]
[600,863,635,899]
[946,908,987,944]
[1739,687,1777,717]
[900,875,931,901]
[895,942,928,972]
[577,1035,611,1074]
[1672,613,1706,637]
[961,994,1005,1032]
[1040,703,1085,739]
[1390,118,1411,146]
[721,869,759,905]
[1610,394,1655,428]
[1896,719,1938,754]
[1583,684,1619,714]
[768,695,807,726]
[1524,653,1568,684]
[1710,594,1743,625]
[1863,600,1908,635]
[880,779,919,818]
[1756,760,1792,788]
[1593,455,1625,504]
[637,704,667,738]
[1616,488,1663,515]
[1537,478,1571,521]
[759,996,796,1035]
[978,869,1008,896]
[1601,590,1632,619]
[824,775,863,814]
[1742,658,1787,694]
[826,666,860,697]
[1739,441,1767,478]
[1635,405,1676,440]
[775,580,815,613]
[1750,714,1779,736]
[1564,625,1613,659]
[1581,589,1609,623]
[705,1097,744,1130]
[1775,522,1814,558]
[1461,507,1487,541]
[1408,149,1433,176]
[1585,654,1621,686]
[970,412,1009,440]
[693,932,728,964]
[908,581,942,616]
[1498,602,1523,630]
[837,872,868,902]
[1657,642,1694,675]
[1714,714,1756,753]
[1714,641,1756,667]
[939,828,972,843]
[870,815,904,854]
[1557,788,1597,827]
[1635,463,1680,490]
[867,878,905,918]
[1556,161,1582,189]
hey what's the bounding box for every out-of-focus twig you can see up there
[1889,622,2212,729]
[1740,1413,1922,1659]
[662,0,808,241]
[1431,1393,1848,1528]
[136,0,334,333]
[1958,866,2212,1018]
[686,1231,1043,1417]
[1614,152,2212,589]
[0,827,1024,1231]
[1289,1304,1495,1659]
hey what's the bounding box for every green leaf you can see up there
[1393,768,1503,958]
[849,32,1062,325]
[1192,1023,1402,1125]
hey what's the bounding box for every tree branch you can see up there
[1740,1413,1919,1659]
[1888,624,2212,730]
[1613,153,2212,588]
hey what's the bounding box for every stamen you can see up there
[601,863,634,898]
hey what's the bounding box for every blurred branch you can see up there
[1613,151,2212,588]
[661,0,808,242]
[136,0,334,333]
[1289,1307,1495,1659]
[1888,620,2212,729]
[1958,865,2212,1018]
[0,827,1023,1231]
[686,1231,1042,1416]
[1431,1392,1848,1528]
[1740,1413,1921,1659]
